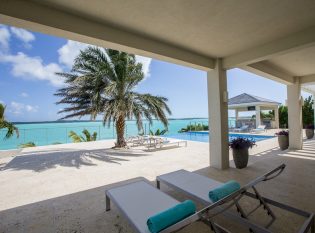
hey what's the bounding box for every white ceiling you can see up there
[32,0,315,58]
[1,0,315,86]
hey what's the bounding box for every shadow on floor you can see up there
[1,139,315,232]
[0,177,147,233]
[1,147,150,172]
[0,148,314,233]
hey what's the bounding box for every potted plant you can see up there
[229,137,256,169]
[305,124,314,139]
[275,130,289,150]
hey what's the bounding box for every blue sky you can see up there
[0,24,310,122]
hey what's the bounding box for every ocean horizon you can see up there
[11,117,209,125]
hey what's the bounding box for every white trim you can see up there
[228,102,280,109]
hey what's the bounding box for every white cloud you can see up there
[25,104,38,112]
[9,101,24,115]
[9,101,38,115]
[135,55,152,78]
[0,25,10,51]
[58,40,88,68]
[0,52,64,87]
[20,92,29,98]
[10,27,35,48]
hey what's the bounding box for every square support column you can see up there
[255,106,261,127]
[274,106,279,128]
[207,59,229,169]
[287,80,302,150]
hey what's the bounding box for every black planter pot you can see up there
[278,135,289,150]
[232,148,249,169]
[305,129,314,139]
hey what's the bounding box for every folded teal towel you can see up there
[147,200,196,233]
[209,180,241,202]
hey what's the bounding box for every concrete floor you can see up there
[0,137,314,232]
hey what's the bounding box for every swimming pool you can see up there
[165,132,274,143]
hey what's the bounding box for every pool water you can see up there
[166,132,274,143]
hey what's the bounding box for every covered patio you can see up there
[0,137,314,232]
[1,0,315,168]
[1,0,315,232]
[228,93,280,129]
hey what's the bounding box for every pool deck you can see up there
[0,135,314,232]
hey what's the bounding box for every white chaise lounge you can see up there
[251,125,266,134]
[105,165,314,233]
[145,137,187,150]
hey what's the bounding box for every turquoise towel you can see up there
[209,180,241,202]
[147,200,196,233]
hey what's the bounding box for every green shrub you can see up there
[178,123,208,133]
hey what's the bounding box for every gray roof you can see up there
[228,93,280,105]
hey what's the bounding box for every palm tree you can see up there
[0,103,19,139]
[68,129,98,143]
[55,47,171,147]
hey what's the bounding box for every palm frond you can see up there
[0,121,19,139]
[68,131,83,143]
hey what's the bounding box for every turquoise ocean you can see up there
[0,118,236,150]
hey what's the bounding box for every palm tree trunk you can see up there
[115,115,127,147]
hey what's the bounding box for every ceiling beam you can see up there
[223,26,315,69]
[300,74,315,84]
[0,0,215,71]
[241,61,295,85]
[300,74,315,95]
[301,87,315,95]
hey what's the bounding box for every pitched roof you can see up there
[228,93,280,105]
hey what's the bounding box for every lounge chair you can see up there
[251,125,266,134]
[126,135,149,147]
[106,179,256,233]
[145,137,187,150]
[106,164,314,233]
[233,125,249,132]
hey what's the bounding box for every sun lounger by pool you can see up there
[156,164,314,233]
[126,135,149,147]
[106,165,314,233]
[251,125,266,134]
[145,137,187,150]
[233,125,249,132]
[106,179,241,233]
[106,180,181,233]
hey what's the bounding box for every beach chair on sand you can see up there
[106,164,314,233]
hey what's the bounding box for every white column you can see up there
[255,106,261,128]
[235,109,239,128]
[274,106,279,128]
[207,59,229,169]
[287,79,302,149]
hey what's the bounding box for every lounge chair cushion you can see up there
[157,170,223,204]
[106,181,180,233]
[147,200,196,233]
[208,180,241,202]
